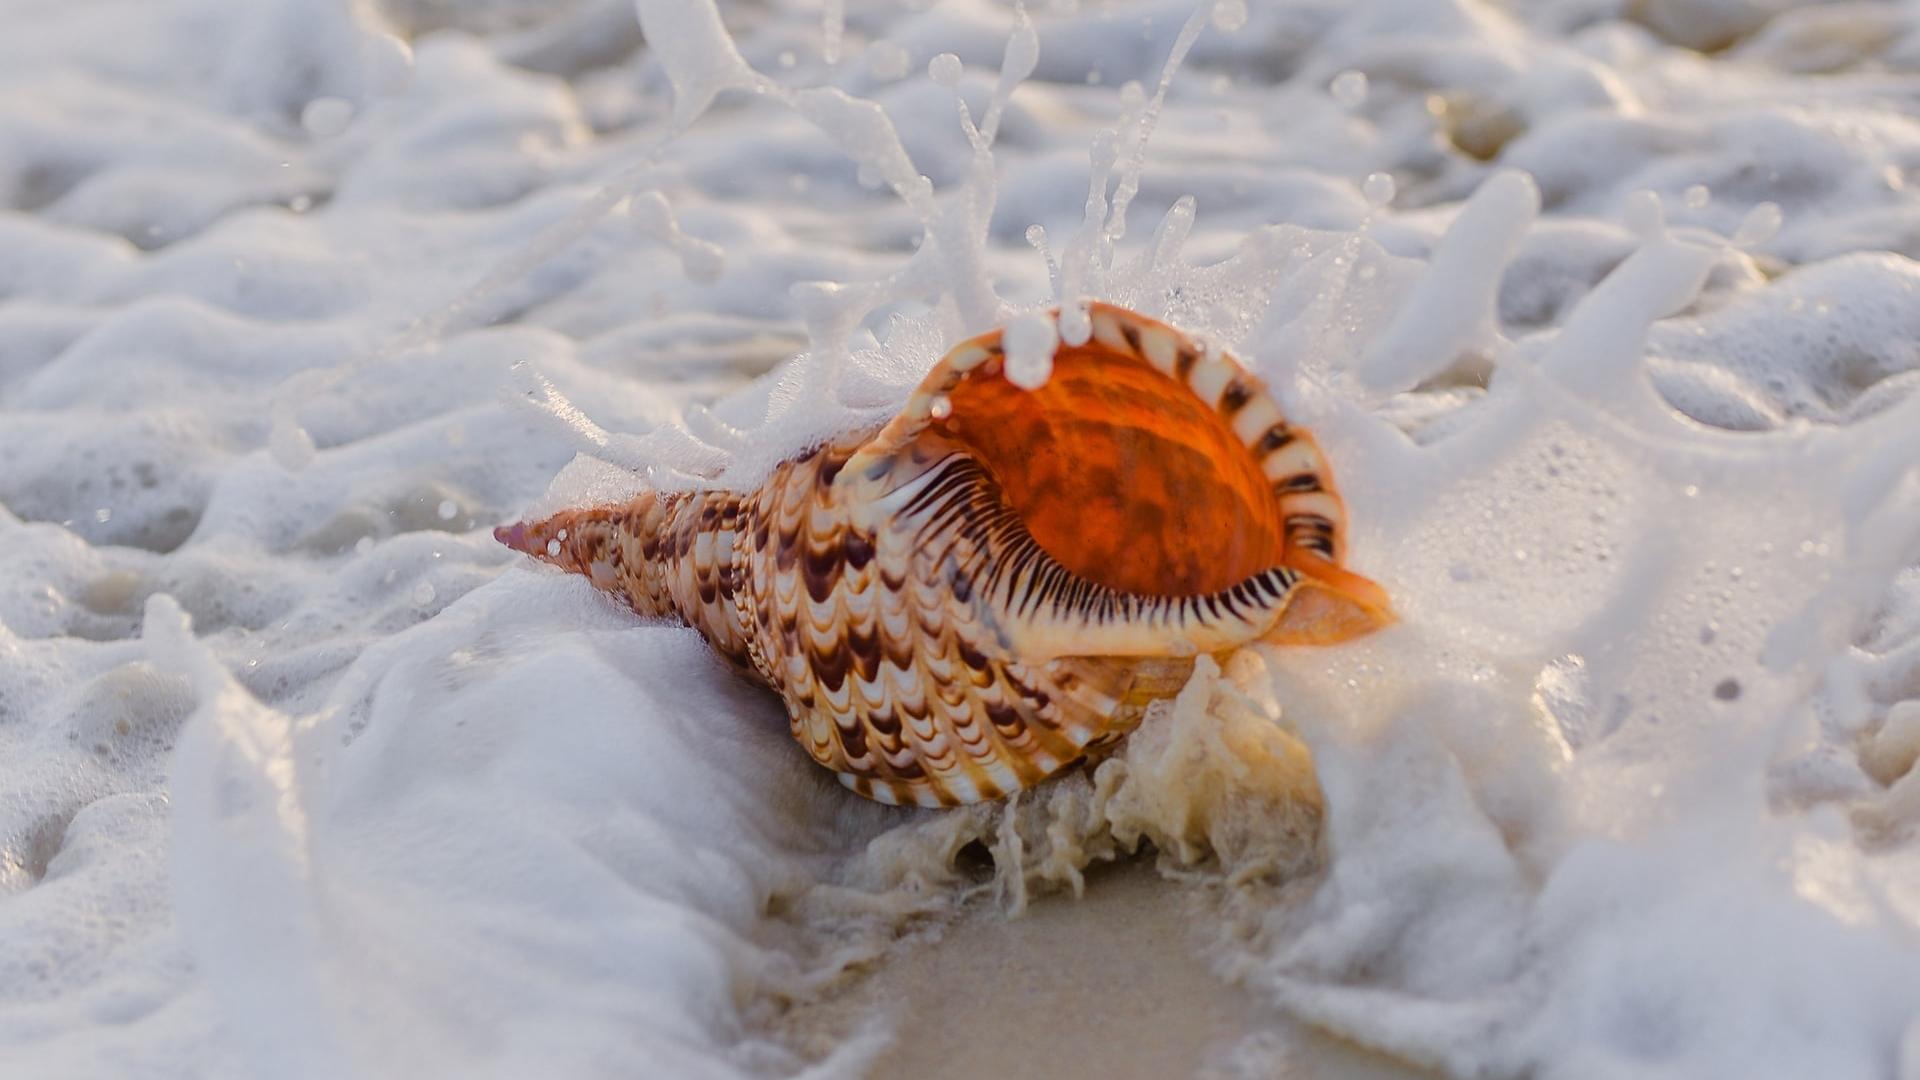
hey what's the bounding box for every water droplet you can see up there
[300,97,354,138]
[556,529,568,541]
[288,194,314,213]
[1732,202,1783,247]
[1211,0,1248,32]
[93,507,112,524]
[412,581,436,606]
[1003,313,1059,390]
[929,395,952,420]
[546,539,562,557]
[929,52,963,86]
[1683,183,1710,209]
[777,50,798,69]
[437,500,457,521]
[355,537,375,556]
[1329,70,1368,108]
[1362,172,1395,208]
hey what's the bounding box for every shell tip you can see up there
[494,522,531,553]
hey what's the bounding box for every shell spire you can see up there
[494,490,756,669]
[500,303,1393,806]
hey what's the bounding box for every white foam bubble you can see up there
[1002,311,1058,390]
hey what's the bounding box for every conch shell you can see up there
[497,303,1392,806]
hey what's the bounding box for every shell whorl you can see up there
[500,303,1393,807]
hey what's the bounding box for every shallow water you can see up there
[779,857,1430,1080]
[4,0,1920,1077]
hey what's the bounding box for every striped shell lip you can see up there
[851,302,1393,637]
[499,302,1393,808]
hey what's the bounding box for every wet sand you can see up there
[778,859,1427,1079]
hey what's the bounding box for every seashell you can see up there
[496,303,1393,807]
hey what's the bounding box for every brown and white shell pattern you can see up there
[498,302,1394,807]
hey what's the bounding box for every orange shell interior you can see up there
[931,343,1289,597]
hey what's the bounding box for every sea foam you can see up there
[3,1,1919,1077]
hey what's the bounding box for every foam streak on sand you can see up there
[4,0,1920,1078]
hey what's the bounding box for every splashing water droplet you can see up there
[929,52,963,86]
[1003,313,1059,390]
[929,395,952,420]
[1211,0,1248,32]
[1732,201,1783,247]
[1684,183,1710,209]
[1330,69,1368,108]
[1362,172,1396,208]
